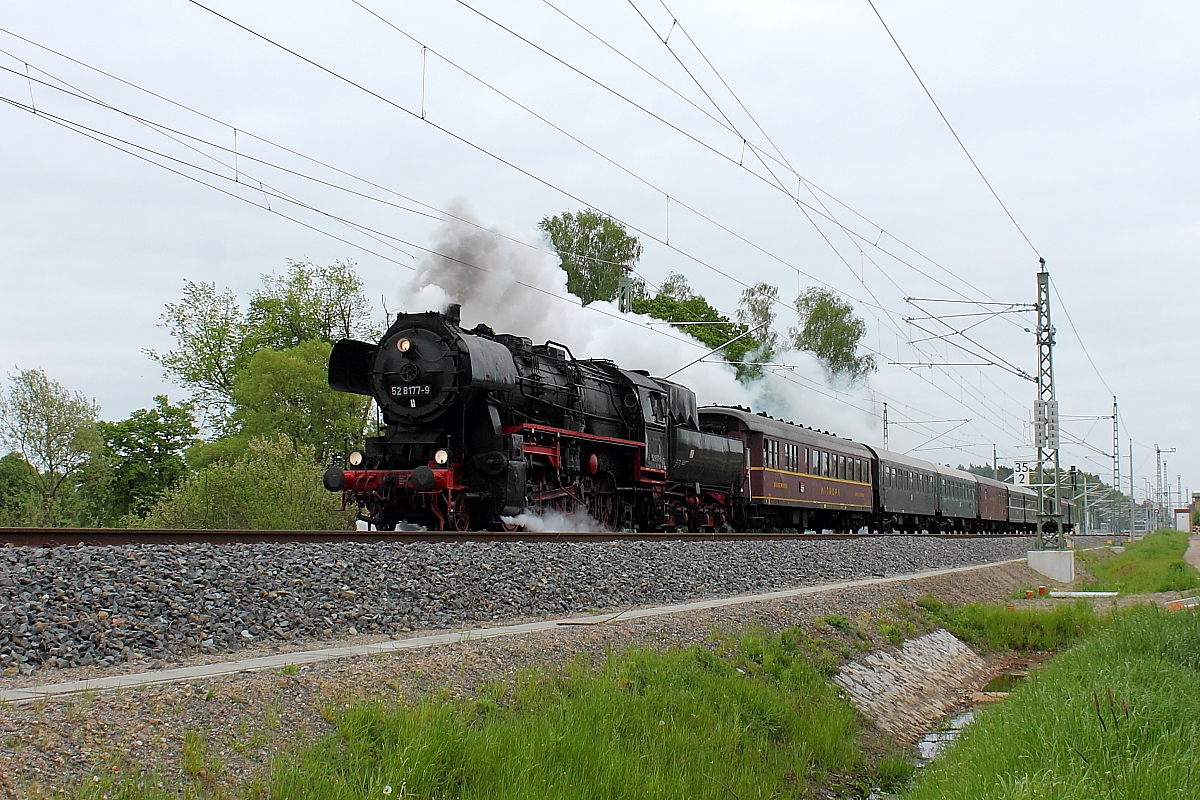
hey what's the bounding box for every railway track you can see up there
[0,527,1031,548]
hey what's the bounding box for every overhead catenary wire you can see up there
[336,1,1046,448]
[0,84,921,430]
[865,0,1040,259]
[611,1,1043,445]
[0,49,972,436]
[0,14,1070,455]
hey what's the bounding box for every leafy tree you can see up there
[0,452,36,525]
[964,464,1015,482]
[244,259,376,351]
[736,282,781,361]
[0,368,101,525]
[147,279,244,427]
[150,259,376,428]
[138,436,353,530]
[539,209,644,305]
[229,340,370,464]
[82,396,198,525]
[631,272,768,382]
[788,287,876,380]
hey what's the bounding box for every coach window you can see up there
[804,447,810,474]
[821,451,829,477]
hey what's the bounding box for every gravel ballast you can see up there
[0,535,1065,677]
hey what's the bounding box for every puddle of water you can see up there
[915,710,975,765]
[982,671,1027,692]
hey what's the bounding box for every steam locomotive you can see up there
[323,307,1072,534]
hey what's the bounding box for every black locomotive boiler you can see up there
[322,305,743,531]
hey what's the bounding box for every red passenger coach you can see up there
[699,407,874,532]
[975,475,1011,532]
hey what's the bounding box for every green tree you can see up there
[149,259,376,428]
[539,209,644,305]
[0,368,101,526]
[138,436,353,530]
[229,340,370,464]
[631,272,767,382]
[788,287,876,380]
[736,282,781,362]
[0,452,36,525]
[147,279,244,426]
[83,396,198,525]
[244,259,375,351]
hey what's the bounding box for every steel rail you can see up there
[0,527,1033,548]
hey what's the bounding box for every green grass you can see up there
[916,594,1096,652]
[269,631,896,799]
[904,605,1200,800]
[70,599,1118,799]
[1078,529,1200,594]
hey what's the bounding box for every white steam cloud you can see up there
[500,508,605,533]
[399,201,881,443]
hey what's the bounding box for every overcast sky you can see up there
[1,0,1195,502]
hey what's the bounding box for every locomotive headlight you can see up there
[396,337,412,352]
[347,450,364,467]
[433,448,450,465]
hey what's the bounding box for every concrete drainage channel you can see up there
[0,559,1025,706]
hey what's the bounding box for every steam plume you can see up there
[398,201,880,442]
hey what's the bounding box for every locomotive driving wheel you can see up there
[447,491,472,532]
[586,475,620,531]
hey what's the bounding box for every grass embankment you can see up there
[82,628,912,800]
[1078,529,1200,594]
[916,595,1096,652]
[74,603,1099,799]
[279,640,875,799]
[905,604,1200,799]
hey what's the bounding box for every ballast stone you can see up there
[0,536,1038,674]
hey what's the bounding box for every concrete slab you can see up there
[0,557,1023,706]
[1027,549,1075,582]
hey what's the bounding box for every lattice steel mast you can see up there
[1033,259,1064,549]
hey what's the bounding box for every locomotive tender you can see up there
[323,307,1067,534]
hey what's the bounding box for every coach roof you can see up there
[698,406,874,459]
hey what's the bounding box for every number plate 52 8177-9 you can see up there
[390,385,432,397]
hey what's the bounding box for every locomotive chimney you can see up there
[445,303,462,327]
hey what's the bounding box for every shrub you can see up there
[137,436,352,530]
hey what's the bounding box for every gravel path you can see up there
[0,536,1042,682]
[1185,535,1200,571]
